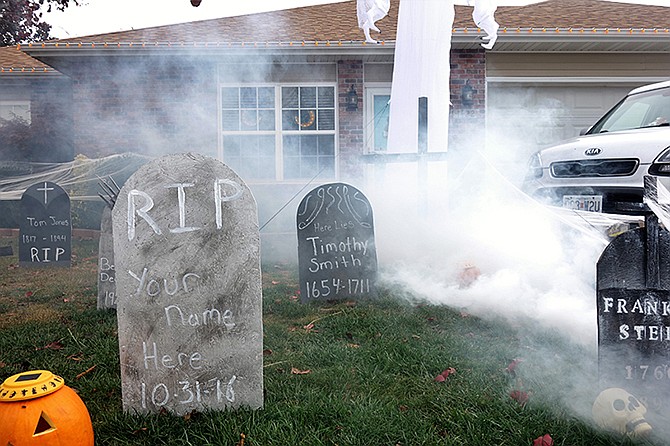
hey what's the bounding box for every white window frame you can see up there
[218,83,338,183]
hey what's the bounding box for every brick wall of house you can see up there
[29,78,73,162]
[70,60,219,159]
[337,60,365,182]
[67,52,484,173]
[449,49,486,151]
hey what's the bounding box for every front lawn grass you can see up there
[0,236,650,445]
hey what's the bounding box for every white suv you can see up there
[523,80,670,215]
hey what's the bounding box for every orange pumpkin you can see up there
[0,370,94,446]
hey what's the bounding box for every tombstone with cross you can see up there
[18,181,71,267]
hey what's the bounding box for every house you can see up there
[1,0,669,259]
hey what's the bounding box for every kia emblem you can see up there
[585,147,602,156]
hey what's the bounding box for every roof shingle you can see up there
[52,0,670,44]
[3,0,670,72]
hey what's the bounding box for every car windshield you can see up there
[588,87,670,134]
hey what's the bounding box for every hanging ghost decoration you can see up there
[357,0,499,153]
[470,0,499,49]
[357,0,391,43]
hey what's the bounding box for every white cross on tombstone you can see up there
[36,182,55,205]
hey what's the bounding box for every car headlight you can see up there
[649,147,670,176]
[526,152,543,179]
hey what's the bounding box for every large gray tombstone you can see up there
[19,181,71,267]
[297,183,377,302]
[97,206,116,309]
[112,153,263,415]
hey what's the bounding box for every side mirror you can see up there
[579,127,590,136]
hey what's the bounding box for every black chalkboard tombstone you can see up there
[297,183,377,302]
[112,153,263,415]
[597,176,670,416]
[97,206,116,309]
[19,181,71,267]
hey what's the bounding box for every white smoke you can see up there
[371,151,607,346]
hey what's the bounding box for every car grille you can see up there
[550,159,638,178]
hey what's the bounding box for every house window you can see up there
[220,85,336,181]
[281,86,335,179]
[0,101,31,123]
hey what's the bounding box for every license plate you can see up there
[562,195,603,212]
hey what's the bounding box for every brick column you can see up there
[337,60,365,182]
[449,49,486,151]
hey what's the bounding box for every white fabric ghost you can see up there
[374,0,499,153]
[357,0,391,43]
[386,0,454,153]
[470,0,499,49]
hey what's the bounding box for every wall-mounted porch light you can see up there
[346,84,359,111]
[461,80,475,107]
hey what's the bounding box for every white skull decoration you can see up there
[592,388,652,437]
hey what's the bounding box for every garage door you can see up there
[487,83,638,152]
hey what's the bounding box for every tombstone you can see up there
[97,206,116,309]
[297,182,377,302]
[596,176,670,417]
[19,181,71,267]
[112,153,263,415]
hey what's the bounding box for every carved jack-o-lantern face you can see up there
[0,370,94,446]
[592,387,652,437]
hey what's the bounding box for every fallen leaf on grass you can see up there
[505,358,523,378]
[37,340,64,350]
[25,291,33,298]
[182,410,200,422]
[435,367,456,382]
[347,343,360,348]
[291,367,311,375]
[533,434,553,446]
[303,322,315,332]
[131,427,148,435]
[67,353,84,361]
[76,365,96,379]
[509,389,529,406]
[235,433,246,446]
[271,280,279,285]
[263,349,273,356]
